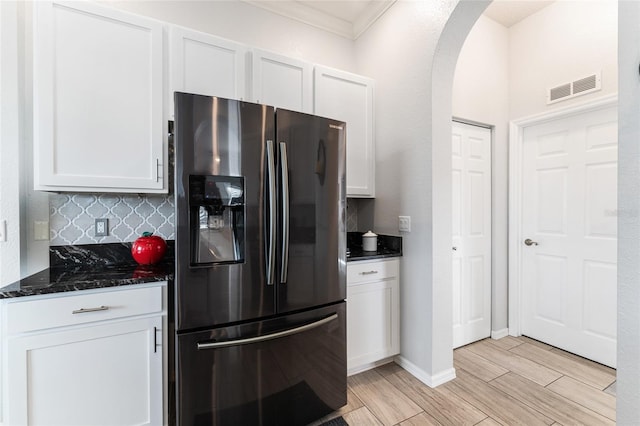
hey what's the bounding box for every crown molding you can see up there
[352,0,396,39]
[243,0,395,40]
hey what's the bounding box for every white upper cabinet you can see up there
[33,1,166,193]
[314,66,375,197]
[250,49,313,113]
[170,26,247,116]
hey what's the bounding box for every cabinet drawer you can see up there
[347,259,398,285]
[6,285,163,334]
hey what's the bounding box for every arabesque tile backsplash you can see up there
[346,198,358,232]
[50,194,357,245]
[50,194,174,245]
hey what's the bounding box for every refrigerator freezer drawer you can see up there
[176,302,346,426]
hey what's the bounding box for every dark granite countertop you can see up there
[0,243,174,299]
[0,233,401,298]
[347,232,402,262]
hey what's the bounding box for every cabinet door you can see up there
[251,49,313,113]
[6,317,163,426]
[170,26,247,116]
[314,66,375,197]
[347,275,399,373]
[33,1,165,193]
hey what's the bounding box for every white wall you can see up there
[617,2,640,423]
[0,1,21,284]
[509,0,617,119]
[355,0,485,384]
[21,1,50,278]
[452,15,509,335]
[106,0,357,73]
[0,1,48,286]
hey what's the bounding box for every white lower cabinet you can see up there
[1,283,166,426]
[347,258,399,375]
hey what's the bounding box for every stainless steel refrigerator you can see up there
[173,93,347,426]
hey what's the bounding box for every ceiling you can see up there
[244,0,555,39]
[483,0,555,28]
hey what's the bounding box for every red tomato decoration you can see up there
[131,232,167,265]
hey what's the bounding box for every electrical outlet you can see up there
[95,218,109,237]
[34,221,50,241]
[399,216,411,232]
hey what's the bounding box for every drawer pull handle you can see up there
[72,305,109,314]
[197,314,338,350]
[360,270,379,275]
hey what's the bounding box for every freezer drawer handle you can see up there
[266,140,277,285]
[72,305,109,314]
[196,313,338,350]
[279,142,290,284]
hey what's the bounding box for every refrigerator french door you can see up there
[174,93,347,425]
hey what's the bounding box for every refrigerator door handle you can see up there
[266,140,277,286]
[279,142,290,284]
[196,313,338,350]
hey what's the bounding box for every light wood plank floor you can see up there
[310,336,616,426]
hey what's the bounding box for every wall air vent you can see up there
[547,72,601,104]
[549,84,571,102]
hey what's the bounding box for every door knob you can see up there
[524,238,538,246]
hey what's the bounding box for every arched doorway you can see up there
[433,1,640,423]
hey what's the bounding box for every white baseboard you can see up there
[491,328,509,340]
[347,357,396,376]
[394,355,456,388]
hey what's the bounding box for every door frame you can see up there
[507,93,618,336]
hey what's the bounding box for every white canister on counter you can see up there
[362,230,378,252]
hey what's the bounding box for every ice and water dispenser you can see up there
[189,175,245,266]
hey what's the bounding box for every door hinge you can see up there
[155,158,163,182]
[154,326,161,353]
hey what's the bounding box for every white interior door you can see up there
[452,121,492,349]
[520,105,617,367]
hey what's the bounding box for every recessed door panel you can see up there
[536,168,567,235]
[469,255,485,322]
[469,136,485,160]
[586,121,617,151]
[534,254,567,325]
[469,171,485,236]
[585,163,617,238]
[536,131,569,158]
[583,260,617,339]
[452,170,462,238]
[452,257,463,328]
